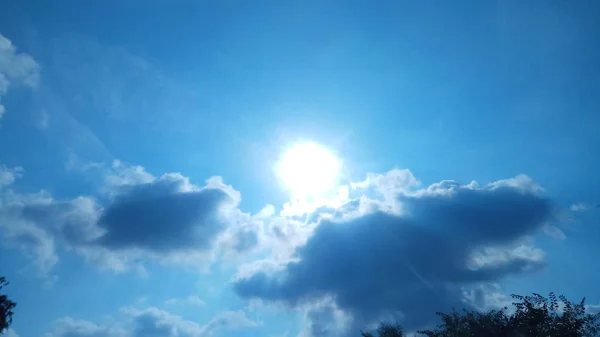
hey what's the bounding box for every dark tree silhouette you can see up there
[0,277,16,335]
[363,293,600,337]
[361,323,405,337]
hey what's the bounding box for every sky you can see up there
[0,1,599,337]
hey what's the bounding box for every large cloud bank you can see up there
[0,162,561,335]
[234,173,555,334]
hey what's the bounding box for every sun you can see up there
[277,142,340,198]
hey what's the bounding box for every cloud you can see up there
[0,170,59,281]
[351,168,420,201]
[125,307,207,337]
[570,202,595,212]
[586,304,600,315]
[543,224,566,240]
[0,165,23,187]
[0,33,40,118]
[95,174,234,253]
[462,283,512,312]
[164,296,205,307]
[194,309,261,335]
[0,161,259,276]
[299,298,352,337]
[234,172,555,332]
[104,160,154,188]
[4,329,19,337]
[45,317,129,337]
[44,307,260,337]
[0,218,59,282]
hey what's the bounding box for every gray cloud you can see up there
[0,162,253,275]
[231,229,259,253]
[234,174,555,332]
[96,174,232,253]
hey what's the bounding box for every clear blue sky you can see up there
[0,1,599,337]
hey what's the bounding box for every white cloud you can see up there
[469,245,546,270]
[0,33,40,118]
[105,160,155,189]
[487,174,544,193]
[351,168,420,201]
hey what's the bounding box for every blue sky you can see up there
[0,1,599,337]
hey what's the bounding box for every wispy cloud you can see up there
[570,202,595,212]
[0,165,23,187]
[0,33,40,119]
[164,295,205,307]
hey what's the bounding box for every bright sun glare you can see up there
[277,142,340,198]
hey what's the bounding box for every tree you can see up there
[361,323,405,337]
[0,277,16,335]
[363,293,600,337]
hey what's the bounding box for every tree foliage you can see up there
[0,277,16,335]
[362,323,405,337]
[363,293,600,337]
